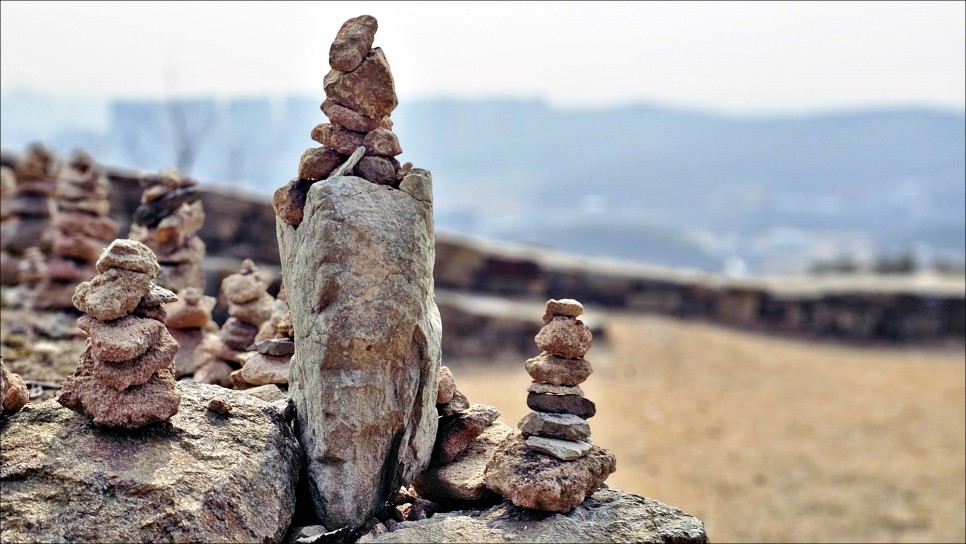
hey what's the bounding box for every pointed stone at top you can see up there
[329,15,378,73]
[324,47,397,120]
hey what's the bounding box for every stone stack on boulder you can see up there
[274,14,411,227]
[129,168,206,293]
[1,356,30,416]
[274,14,441,532]
[0,144,58,285]
[233,280,293,391]
[33,151,120,310]
[484,298,616,513]
[412,365,512,504]
[165,287,216,378]
[57,239,182,429]
[192,259,273,388]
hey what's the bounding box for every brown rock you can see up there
[542,299,584,324]
[1,358,30,415]
[53,212,119,241]
[90,332,180,391]
[321,99,383,133]
[438,389,469,416]
[154,201,205,249]
[192,360,234,388]
[94,239,161,277]
[535,316,592,359]
[220,263,267,305]
[525,353,593,386]
[194,334,244,366]
[52,234,104,263]
[169,327,206,378]
[311,123,366,156]
[527,383,584,397]
[483,433,616,513]
[236,352,290,386]
[164,297,211,329]
[73,268,154,322]
[362,128,402,157]
[78,315,165,363]
[273,178,312,227]
[229,294,274,327]
[436,365,456,405]
[355,155,397,185]
[323,48,398,119]
[140,283,179,307]
[396,161,413,181]
[413,422,512,503]
[208,397,232,415]
[527,392,596,419]
[298,147,345,181]
[45,257,92,282]
[328,15,378,72]
[58,363,180,429]
[431,404,500,465]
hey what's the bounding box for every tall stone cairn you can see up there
[0,144,58,285]
[274,15,441,531]
[129,168,206,293]
[33,151,120,310]
[58,240,182,429]
[233,282,294,390]
[484,299,617,513]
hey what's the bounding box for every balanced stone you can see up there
[355,155,397,185]
[323,47,397,120]
[438,389,469,416]
[234,352,289,386]
[311,123,365,156]
[251,338,295,356]
[527,392,596,419]
[362,127,402,157]
[525,435,593,461]
[525,352,592,386]
[78,315,165,363]
[322,99,382,133]
[329,15,378,72]
[431,404,500,465]
[528,383,584,397]
[518,411,591,442]
[542,298,584,324]
[535,316,593,359]
[299,147,345,181]
[73,268,154,322]
[436,365,456,405]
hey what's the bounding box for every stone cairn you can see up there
[411,366,511,504]
[0,144,58,286]
[274,15,411,228]
[274,15,440,531]
[192,259,273,388]
[1,356,30,416]
[233,283,294,391]
[129,168,206,293]
[165,287,216,379]
[58,239,182,429]
[483,298,617,513]
[33,151,120,310]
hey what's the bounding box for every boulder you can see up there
[372,487,708,543]
[0,383,301,544]
[276,172,440,530]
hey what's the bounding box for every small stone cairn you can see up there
[129,168,206,293]
[234,283,294,390]
[1,356,30,416]
[274,14,411,227]
[192,259,273,388]
[0,144,58,285]
[58,239,182,429]
[483,299,617,513]
[34,151,120,310]
[165,287,216,378]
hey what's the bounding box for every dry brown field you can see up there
[449,312,966,543]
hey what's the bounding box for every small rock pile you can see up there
[165,287,216,378]
[234,283,293,391]
[58,239,182,429]
[1,356,30,416]
[412,365,511,503]
[193,259,273,387]
[483,298,616,513]
[0,144,58,285]
[34,151,120,310]
[129,168,206,293]
[274,14,411,227]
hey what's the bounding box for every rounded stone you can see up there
[542,298,584,324]
[298,147,345,181]
[310,123,365,156]
[535,316,592,359]
[362,127,402,157]
[95,239,161,277]
[525,353,592,386]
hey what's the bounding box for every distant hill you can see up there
[2,91,963,273]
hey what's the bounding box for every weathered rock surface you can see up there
[0,383,301,544]
[525,435,593,461]
[535,316,593,359]
[372,487,708,543]
[277,172,440,530]
[436,365,456,404]
[72,268,153,321]
[528,382,583,397]
[542,298,584,324]
[525,353,593,386]
[299,147,345,181]
[432,404,501,465]
[518,411,591,442]
[527,391,596,419]
[413,422,512,503]
[1,359,29,415]
[236,352,290,386]
[438,389,469,416]
[323,48,398,120]
[483,434,616,513]
[328,15,378,72]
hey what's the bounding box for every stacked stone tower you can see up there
[484,298,616,512]
[33,151,120,310]
[58,240,181,429]
[275,15,440,531]
[165,287,215,378]
[0,144,58,285]
[129,168,206,293]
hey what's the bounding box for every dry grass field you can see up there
[449,312,965,543]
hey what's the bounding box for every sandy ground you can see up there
[449,312,965,543]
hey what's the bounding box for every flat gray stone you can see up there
[525,435,592,461]
[518,411,591,442]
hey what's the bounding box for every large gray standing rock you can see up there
[370,487,709,543]
[0,382,301,544]
[277,171,441,530]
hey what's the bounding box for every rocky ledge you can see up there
[366,486,708,543]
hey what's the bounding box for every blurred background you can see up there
[1,1,964,542]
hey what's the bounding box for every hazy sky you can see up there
[1,1,964,113]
